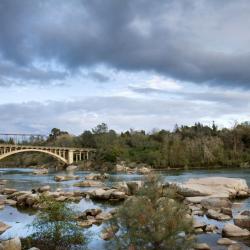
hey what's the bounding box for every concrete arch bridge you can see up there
[0,144,96,165]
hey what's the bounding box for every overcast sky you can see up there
[1,0,250,134]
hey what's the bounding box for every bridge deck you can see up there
[0,144,96,152]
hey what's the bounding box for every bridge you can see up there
[0,144,96,165]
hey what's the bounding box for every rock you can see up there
[126,181,143,195]
[178,177,249,199]
[28,248,40,250]
[100,226,118,240]
[66,165,78,171]
[234,210,250,229]
[193,220,206,229]
[5,199,17,206]
[78,208,102,220]
[0,221,11,234]
[78,220,94,228]
[85,173,109,181]
[33,169,48,175]
[95,212,112,221]
[25,194,39,207]
[186,196,209,204]
[206,209,231,221]
[2,188,17,195]
[195,228,204,234]
[222,223,250,237]
[54,175,80,182]
[110,191,126,200]
[228,243,245,250]
[137,167,151,174]
[115,182,130,194]
[38,185,50,193]
[0,180,7,185]
[74,180,104,187]
[205,224,218,233]
[237,191,249,198]
[55,196,67,202]
[201,197,232,209]
[194,243,210,250]
[1,237,21,250]
[217,238,237,245]
[115,164,126,172]
[221,207,233,217]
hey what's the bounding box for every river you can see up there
[0,168,249,249]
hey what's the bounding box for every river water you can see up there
[0,168,249,249]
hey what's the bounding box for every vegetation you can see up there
[2,121,250,169]
[105,175,193,250]
[23,197,88,250]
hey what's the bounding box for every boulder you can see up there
[194,243,210,250]
[178,177,249,199]
[95,212,112,221]
[222,223,250,237]
[221,207,233,217]
[89,188,125,201]
[74,180,104,187]
[25,194,39,207]
[54,175,80,182]
[206,209,231,221]
[193,219,206,229]
[78,220,94,228]
[228,243,245,250]
[201,197,232,209]
[66,165,78,171]
[5,199,17,206]
[110,191,126,200]
[237,191,249,198]
[78,208,102,220]
[85,173,108,181]
[0,180,7,185]
[233,210,250,229]
[137,167,151,175]
[37,185,50,193]
[55,196,67,202]
[0,221,11,234]
[100,226,118,240]
[217,238,236,245]
[115,182,130,194]
[205,224,218,233]
[2,188,17,195]
[1,237,21,250]
[33,169,48,175]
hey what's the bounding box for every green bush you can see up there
[25,197,88,250]
[106,175,194,250]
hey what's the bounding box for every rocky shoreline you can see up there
[0,171,249,250]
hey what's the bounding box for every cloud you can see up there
[1,0,250,87]
[0,93,249,134]
[0,59,68,86]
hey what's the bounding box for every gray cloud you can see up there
[1,0,250,87]
[0,59,68,86]
[0,94,249,134]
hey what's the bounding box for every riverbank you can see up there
[0,168,249,249]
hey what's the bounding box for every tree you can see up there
[92,123,108,134]
[106,175,193,250]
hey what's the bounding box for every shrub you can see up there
[106,175,194,250]
[25,197,88,250]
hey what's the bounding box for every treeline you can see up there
[2,122,250,169]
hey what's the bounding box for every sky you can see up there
[1,0,250,135]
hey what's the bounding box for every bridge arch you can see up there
[0,149,68,164]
